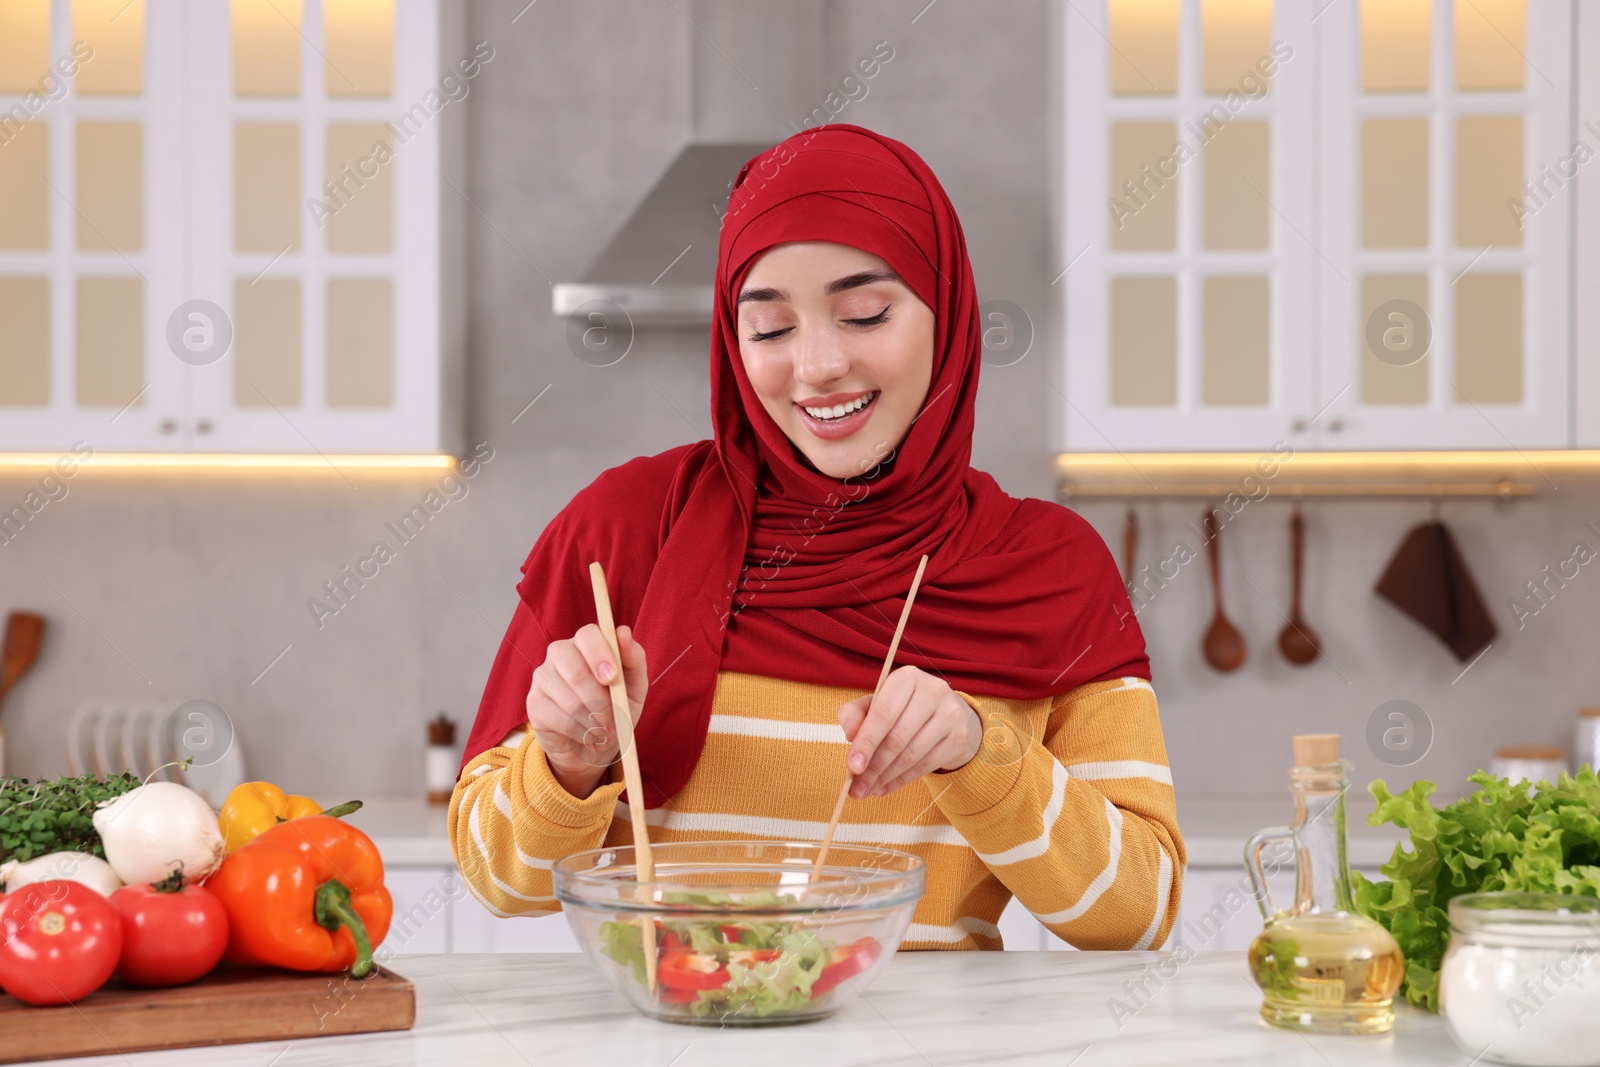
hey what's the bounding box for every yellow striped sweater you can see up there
[448,670,1185,950]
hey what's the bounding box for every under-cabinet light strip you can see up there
[0,453,457,470]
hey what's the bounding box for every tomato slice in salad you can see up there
[659,984,700,1005]
[658,952,731,991]
[810,937,882,998]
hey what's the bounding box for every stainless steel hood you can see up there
[550,143,766,324]
[552,1,827,324]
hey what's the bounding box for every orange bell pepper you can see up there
[207,815,393,978]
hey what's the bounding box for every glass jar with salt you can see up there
[1440,892,1600,1067]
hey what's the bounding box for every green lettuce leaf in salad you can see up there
[660,889,804,953]
[1351,767,1600,1012]
[690,928,832,1019]
[598,918,648,986]
[601,888,855,1019]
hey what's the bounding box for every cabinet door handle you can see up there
[196,419,215,435]
[1291,417,1308,432]
[159,418,179,434]
[1328,417,1345,432]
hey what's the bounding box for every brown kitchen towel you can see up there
[1375,520,1497,662]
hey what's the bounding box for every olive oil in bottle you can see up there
[1245,734,1404,1035]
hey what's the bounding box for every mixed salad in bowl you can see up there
[553,841,924,1026]
[599,890,883,1021]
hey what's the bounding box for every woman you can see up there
[450,124,1184,950]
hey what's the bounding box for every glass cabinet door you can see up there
[0,0,188,452]
[1061,0,1576,454]
[187,0,443,454]
[1063,0,1321,453]
[0,0,450,456]
[1314,0,1572,450]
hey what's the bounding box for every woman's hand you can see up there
[527,623,648,799]
[837,665,982,798]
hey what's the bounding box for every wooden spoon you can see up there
[0,612,45,778]
[0,611,45,715]
[588,563,657,997]
[1278,508,1321,666]
[811,554,929,884]
[1200,512,1246,672]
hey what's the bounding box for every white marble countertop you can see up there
[347,792,1405,870]
[47,951,1472,1066]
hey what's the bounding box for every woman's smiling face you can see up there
[736,241,935,480]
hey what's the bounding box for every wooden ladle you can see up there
[1201,511,1246,672]
[1278,507,1321,666]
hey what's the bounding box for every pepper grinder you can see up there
[426,713,458,805]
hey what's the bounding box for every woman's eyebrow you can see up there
[826,268,901,294]
[736,268,902,305]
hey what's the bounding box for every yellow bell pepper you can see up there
[218,781,326,853]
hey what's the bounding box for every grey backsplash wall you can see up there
[3,0,1596,803]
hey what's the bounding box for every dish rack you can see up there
[64,699,246,807]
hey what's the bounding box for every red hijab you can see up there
[462,124,1149,807]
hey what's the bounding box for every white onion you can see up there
[92,781,225,885]
[0,851,123,897]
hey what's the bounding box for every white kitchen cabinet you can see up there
[0,0,465,455]
[996,895,1046,950]
[1168,864,1383,955]
[380,866,456,955]
[450,897,582,954]
[378,864,581,955]
[1578,5,1600,449]
[1061,0,1577,454]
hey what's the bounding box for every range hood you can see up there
[551,1,827,325]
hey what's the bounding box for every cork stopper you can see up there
[1293,733,1340,767]
[1581,708,1600,719]
[428,713,456,746]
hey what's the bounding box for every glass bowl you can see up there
[553,840,925,1026]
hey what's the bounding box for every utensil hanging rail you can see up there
[1059,481,1536,500]
[1052,450,1591,501]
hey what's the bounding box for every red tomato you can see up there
[657,953,730,991]
[811,936,882,998]
[0,880,122,1005]
[659,984,699,1005]
[109,880,230,987]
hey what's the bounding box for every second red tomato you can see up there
[110,878,230,987]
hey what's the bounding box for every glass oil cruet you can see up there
[1245,733,1404,1034]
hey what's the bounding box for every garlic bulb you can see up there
[0,850,123,897]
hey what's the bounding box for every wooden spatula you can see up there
[810,555,929,884]
[588,563,657,997]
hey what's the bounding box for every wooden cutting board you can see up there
[0,964,414,1063]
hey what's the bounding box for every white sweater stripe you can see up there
[1029,799,1124,925]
